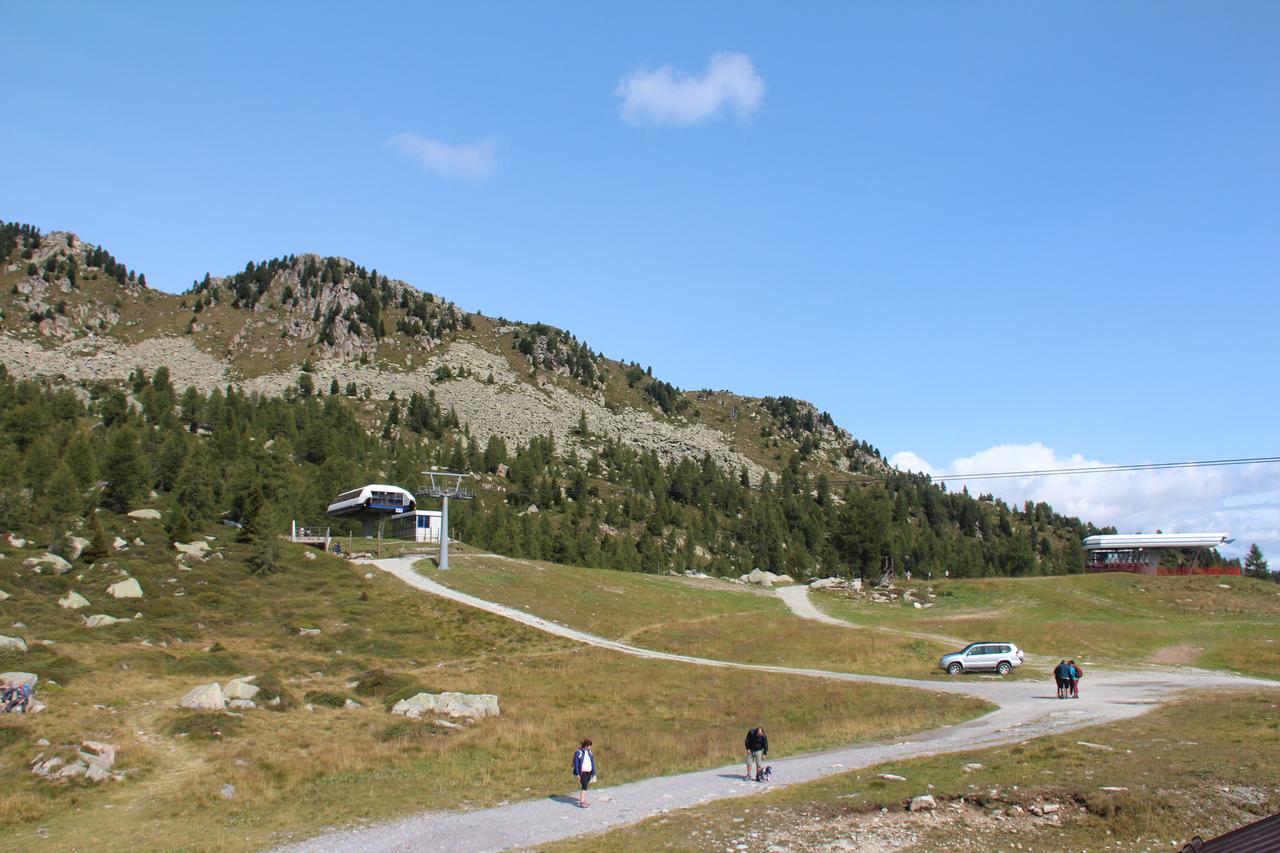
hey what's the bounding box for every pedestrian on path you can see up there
[1068,660,1083,699]
[1053,660,1070,699]
[744,726,769,781]
[571,738,597,808]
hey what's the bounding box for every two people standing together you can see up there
[1054,659,1082,699]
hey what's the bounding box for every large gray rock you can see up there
[223,676,259,701]
[0,635,28,653]
[83,614,125,628]
[79,740,116,770]
[742,568,776,587]
[0,671,37,688]
[59,591,91,610]
[128,509,162,520]
[65,535,91,560]
[25,553,72,575]
[909,794,937,812]
[179,682,226,710]
[173,540,210,558]
[391,691,500,720]
[107,578,143,599]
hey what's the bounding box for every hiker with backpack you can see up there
[744,726,769,781]
[1068,659,1083,699]
[571,738,597,808]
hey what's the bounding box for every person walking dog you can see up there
[572,738,597,808]
[744,726,769,781]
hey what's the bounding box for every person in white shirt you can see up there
[571,738,597,808]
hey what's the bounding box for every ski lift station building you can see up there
[1082,532,1240,576]
[326,484,442,542]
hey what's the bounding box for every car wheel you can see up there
[947,662,963,675]
[996,661,1012,676]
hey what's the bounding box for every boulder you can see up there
[30,755,64,778]
[343,698,362,710]
[879,773,906,782]
[27,553,72,575]
[112,536,129,551]
[128,509,162,520]
[303,551,316,560]
[65,535,91,560]
[391,691,500,720]
[962,763,984,773]
[298,628,321,637]
[909,794,937,812]
[223,676,260,701]
[180,682,226,711]
[742,568,777,587]
[0,589,9,601]
[0,672,37,688]
[85,764,113,783]
[107,578,143,599]
[133,538,145,546]
[228,699,256,710]
[0,635,28,653]
[79,741,116,770]
[59,591,91,610]
[173,540,210,558]
[4,533,27,548]
[83,614,125,628]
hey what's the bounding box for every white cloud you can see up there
[386,134,497,183]
[616,52,764,126]
[889,442,1280,563]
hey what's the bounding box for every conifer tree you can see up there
[82,515,111,564]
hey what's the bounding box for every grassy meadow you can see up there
[0,519,988,850]
[549,690,1280,852]
[812,573,1280,679]
[426,553,961,679]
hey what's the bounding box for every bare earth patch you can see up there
[1148,644,1201,665]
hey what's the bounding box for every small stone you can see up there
[83,614,125,628]
[112,536,129,551]
[221,783,235,800]
[298,628,321,637]
[879,773,906,782]
[1100,786,1128,793]
[128,509,162,520]
[909,794,936,812]
[963,763,983,772]
[343,698,361,710]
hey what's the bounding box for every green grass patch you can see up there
[812,573,1280,678]
[166,711,245,741]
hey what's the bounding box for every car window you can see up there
[998,645,1011,654]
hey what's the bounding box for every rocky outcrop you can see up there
[58,591,91,610]
[23,553,72,575]
[391,692,500,720]
[107,578,143,599]
[0,635,28,653]
[223,676,259,701]
[179,682,226,710]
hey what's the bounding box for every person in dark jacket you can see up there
[1053,660,1069,699]
[571,738,597,808]
[744,726,769,781]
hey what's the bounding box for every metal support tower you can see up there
[417,472,474,569]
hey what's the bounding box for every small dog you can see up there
[757,765,772,783]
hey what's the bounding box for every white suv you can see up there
[939,642,1024,676]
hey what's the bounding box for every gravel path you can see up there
[276,558,1278,853]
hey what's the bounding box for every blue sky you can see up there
[4,3,1278,554]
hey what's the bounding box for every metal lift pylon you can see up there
[416,472,474,569]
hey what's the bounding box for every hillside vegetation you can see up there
[813,573,1280,678]
[0,218,1115,581]
[0,521,988,849]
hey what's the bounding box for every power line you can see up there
[898,455,1280,484]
